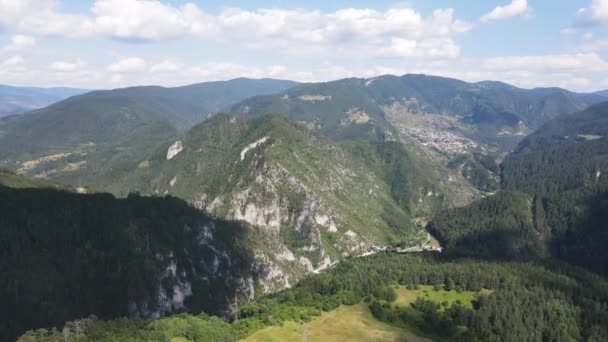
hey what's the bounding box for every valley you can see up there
[2,74,608,342]
[3,1,608,340]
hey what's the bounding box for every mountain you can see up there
[0,175,263,341]
[0,168,67,190]
[595,90,608,97]
[94,114,448,286]
[228,74,604,196]
[17,253,608,341]
[431,102,608,273]
[230,74,604,153]
[0,84,88,117]
[0,78,297,184]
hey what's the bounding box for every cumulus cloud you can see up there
[108,57,147,73]
[150,60,183,73]
[50,59,86,72]
[0,1,469,60]
[2,35,35,52]
[0,55,25,68]
[480,0,531,22]
[577,0,608,25]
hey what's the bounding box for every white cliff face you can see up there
[240,136,269,161]
[255,251,291,293]
[298,94,331,102]
[166,140,184,160]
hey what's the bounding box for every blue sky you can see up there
[0,0,607,91]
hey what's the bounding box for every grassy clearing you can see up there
[170,337,191,342]
[241,303,431,342]
[393,285,489,310]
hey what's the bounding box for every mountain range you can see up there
[0,84,88,117]
[2,74,608,340]
[431,101,608,273]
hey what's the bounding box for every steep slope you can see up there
[0,84,88,117]
[18,253,608,342]
[231,74,603,153]
[0,168,67,189]
[98,114,436,288]
[432,102,608,273]
[0,78,297,184]
[229,74,602,196]
[0,183,263,342]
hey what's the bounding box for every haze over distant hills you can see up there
[594,89,608,97]
[0,84,89,117]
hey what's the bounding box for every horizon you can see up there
[2,73,608,94]
[0,1,607,91]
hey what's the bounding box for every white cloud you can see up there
[480,0,531,22]
[0,1,469,61]
[577,0,608,25]
[111,74,124,83]
[150,60,182,73]
[2,34,35,52]
[483,53,608,73]
[379,37,460,58]
[578,39,608,52]
[108,57,147,73]
[50,59,86,72]
[0,55,24,68]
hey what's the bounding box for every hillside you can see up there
[0,78,297,184]
[0,84,88,117]
[230,74,603,153]
[95,114,444,288]
[431,102,608,273]
[18,253,608,341]
[228,74,603,196]
[595,90,608,97]
[0,183,264,341]
[0,168,67,189]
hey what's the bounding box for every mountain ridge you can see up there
[0,84,89,117]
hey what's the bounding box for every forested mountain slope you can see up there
[431,102,608,273]
[0,78,297,184]
[230,74,603,152]
[94,114,449,289]
[229,74,603,195]
[18,253,608,341]
[0,181,262,341]
[0,84,88,117]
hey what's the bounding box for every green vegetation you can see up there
[5,77,608,342]
[243,303,422,342]
[18,253,608,341]
[429,191,545,259]
[100,113,426,269]
[0,84,87,117]
[230,74,604,152]
[432,102,608,274]
[0,185,258,342]
[0,78,296,183]
[392,285,485,310]
[447,153,500,192]
[0,168,66,189]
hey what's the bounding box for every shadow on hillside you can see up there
[0,186,255,341]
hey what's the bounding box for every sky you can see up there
[0,0,607,91]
